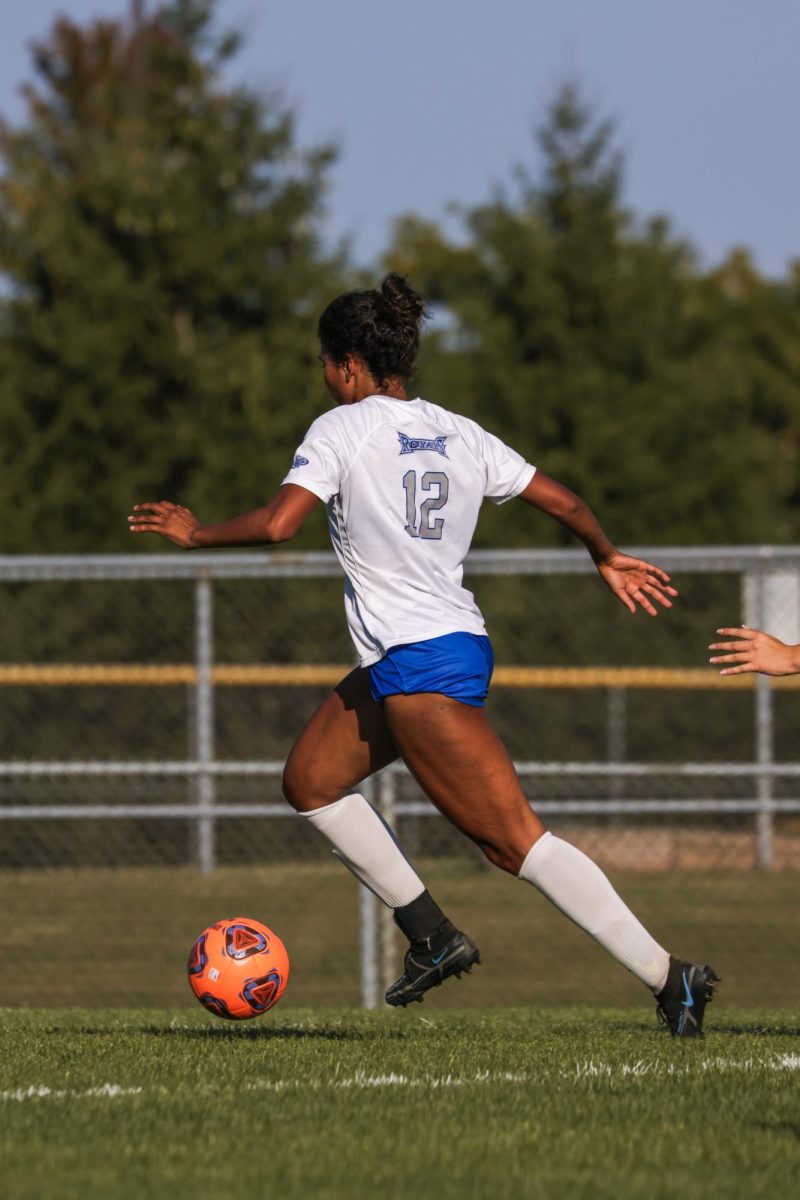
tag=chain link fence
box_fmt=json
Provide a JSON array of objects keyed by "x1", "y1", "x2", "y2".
[{"x1": 2, "y1": 548, "x2": 799, "y2": 1012}]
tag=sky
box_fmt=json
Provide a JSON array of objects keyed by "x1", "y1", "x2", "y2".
[{"x1": 1, "y1": 0, "x2": 798, "y2": 277}]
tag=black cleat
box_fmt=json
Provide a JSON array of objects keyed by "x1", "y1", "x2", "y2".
[
  {"x1": 656, "y1": 957, "x2": 720, "y2": 1038},
  {"x1": 385, "y1": 930, "x2": 480, "y2": 1007}
]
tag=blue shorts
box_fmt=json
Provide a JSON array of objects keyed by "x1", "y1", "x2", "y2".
[{"x1": 368, "y1": 633, "x2": 494, "y2": 708}]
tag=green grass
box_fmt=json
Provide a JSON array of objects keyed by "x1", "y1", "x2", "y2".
[
  {"x1": 5, "y1": 860, "x2": 794, "y2": 1197},
  {"x1": 2, "y1": 862, "x2": 799, "y2": 1008},
  {"x1": 2, "y1": 1007, "x2": 799, "y2": 1200}
]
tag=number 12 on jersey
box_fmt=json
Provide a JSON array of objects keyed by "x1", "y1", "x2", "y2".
[{"x1": 402, "y1": 469, "x2": 449, "y2": 539}]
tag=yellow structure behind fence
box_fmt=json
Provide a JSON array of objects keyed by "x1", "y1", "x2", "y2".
[{"x1": 1, "y1": 663, "x2": 799, "y2": 689}]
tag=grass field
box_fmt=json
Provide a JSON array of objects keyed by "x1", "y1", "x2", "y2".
[
  {"x1": 3, "y1": 861, "x2": 799, "y2": 1008},
  {"x1": 2, "y1": 1006, "x2": 799, "y2": 1200},
  {"x1": 4, "y1": 863, "x2": 799, "y2": 1198}
]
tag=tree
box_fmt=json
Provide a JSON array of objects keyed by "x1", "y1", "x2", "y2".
[
  {"x1": 387, "y1": 84, "x2": 794, "y2": 548},
  {"x1": 0, "y1": 0, "x2": 344, "y2": 552},
  {"x1": 707, "y1": 250, "x2": 800, "y2": 542}
]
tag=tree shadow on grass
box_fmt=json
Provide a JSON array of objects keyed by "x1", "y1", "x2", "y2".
[
  {"x1": 523, "y1": 1019, "x2": 800, "y2": 1039},
  {"x1": 141, "y1": 1024, "x2": 362, "y2": 1041},
  {"x1": 39, "y1": 1021, "x2": 420, "y2": 1041},
  {"x1": 38, "y1": 1023, "x2": 364, "y2": 1041},
  {"x1": 752, "y1": 1121, "x2": 800, "y2": 1141},
  {"x1": 709, "y1": 1024, "x2": 800, "y2": 1038}
]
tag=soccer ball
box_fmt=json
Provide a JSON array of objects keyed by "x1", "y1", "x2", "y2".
[{"x1": 187, "y1": 916, "x2": 290, "y2": 1019}]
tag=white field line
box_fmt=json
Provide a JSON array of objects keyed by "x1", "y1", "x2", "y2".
[
  {"x1": 3, "y1": 1056, "x2": 799, "y2": 1103},
  {"x1": 1, "y1": 1083, "x2": 143, "y2": 1102},
  {"x1": 244, "y1": 1069, "x2": 532, "y2": 1094},
  {"x1": 244, "y1": 1055, "x2": 800, "y2": 1092},
  {"x1": 568, "y1": 1054, "x2": 800, "y2": 1079}
]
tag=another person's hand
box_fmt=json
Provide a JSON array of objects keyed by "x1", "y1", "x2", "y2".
[
  {"x1": 709, "y1": 626, "x2": 800, "y2": 676},
  {"x1": 128, "y1": 501, "x2": 201, "y2": 549},
  {"x1": 596, "y1": 552, "x2": 678, "y2": 616}
]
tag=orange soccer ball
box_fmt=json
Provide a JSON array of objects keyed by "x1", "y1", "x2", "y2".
[{"x1": 187, "y1": 917, "x2": 290, "y2": 1019}]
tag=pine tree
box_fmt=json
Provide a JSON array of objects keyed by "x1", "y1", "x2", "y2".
[
  {"x1": 0, "y1": 0, "x2": 343, "y2": 551},
  {"x1": 388, "y1": 83, "x2": 790, "y2": 548}
]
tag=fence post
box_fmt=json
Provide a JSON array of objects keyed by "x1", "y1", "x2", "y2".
[
  {"x1": 755, "y1": 675, "x2": 774, "y2": 870},
  {"x1": 358, "y1": 882, "x2": 379, "y2": 1009},
  {"x1": 357, "y1": 772, "x2": 381, "y2": 1008},
  {"x1": 377, "y1": 766, "x2": 399, "y2": 995},
  {"x1": 606, "y1": 686, "x2": 627, "y2": 803},
  {"x1": 354, "y1": 768, "x2": 402, "y2": 1007},
  {"x1": 195, "y1": 569, "x2": 216, "y2": 874},
  {"x1": 186, "y1": 682, "x2": 196, "y2": 864},
  {"x1": 748, "y1": 569, "x2": 774, "y2": 870}
]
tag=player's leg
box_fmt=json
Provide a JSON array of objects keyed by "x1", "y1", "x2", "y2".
[
  {"x1": 283, "y1": 666, "x2": 398, "y2": 812},
  {"x1": 383, "y1": 694, "x2": 698, "y2": 1009},
  {"x1": 282, "y1": 669, "x2": 470, "y2": 967}
]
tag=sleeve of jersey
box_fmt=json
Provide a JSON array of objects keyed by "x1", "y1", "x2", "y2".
[
  {"x1": 481, "y1": 428, "x2": 537, "y2": 505},
  {"x1": 281, "y1": 415, "x2": 344, "y2": 504}
]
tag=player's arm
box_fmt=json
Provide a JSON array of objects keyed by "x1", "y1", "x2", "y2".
[
  {"x1": 709, "y1": 626, "x2": 800, "y2": 676},
  {"x1": 517, "y1": 472, "x2": 677, "y2": 617},
  {"x1": 127, "y1": 484, "x2": 320, "y2": 549}
]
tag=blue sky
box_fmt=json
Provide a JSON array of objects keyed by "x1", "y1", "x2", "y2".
[{"x1": 2, "y1": 0, "x2": 798, "y2": 276}]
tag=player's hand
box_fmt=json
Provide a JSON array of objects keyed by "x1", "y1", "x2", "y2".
[
  {"x1": 127, "y1": 501, "x2": 201, "y2": 549},
  {"x1": 596, "y1": 552, "x2": 677, "y2": 616},
  {"x1": 709, "y1": 626, "x2": 800, "y2": 676}
]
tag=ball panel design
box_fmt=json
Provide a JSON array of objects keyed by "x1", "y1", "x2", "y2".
[
  {"x1": 187, "y1": 917, "x2": 289, "y2": 1020},
  {"x1": 187, "y1": 932, "x2": 208, "y2": 977},
  {"x1": 224, "y1": 922, "x2": 269, "y2": 960},
  {"x1": 242, "y1": 969, "x2": 284, "y2": 1013},
  {"x1": 198, "y1": 992, "x2": 234, "y2": 1019}
]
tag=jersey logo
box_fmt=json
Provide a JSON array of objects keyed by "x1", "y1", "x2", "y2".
[
  {"x1": 291, "y1": 455, "x2": 309, "y2": 468},
  {"x1": 397, "y1": 432, "x2": 448, "y2": 459}
]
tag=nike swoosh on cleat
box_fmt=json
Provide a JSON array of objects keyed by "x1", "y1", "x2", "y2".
[
  {"x1": 682, "y1": 971, "x2": 694, "y2": 1008},
  {"x1": 431, "y1": 949, "x2": 449, "y2": 965}
]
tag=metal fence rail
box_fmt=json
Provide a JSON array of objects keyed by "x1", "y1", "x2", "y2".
[{"x1": 2, "y1": 547, "x2": 800, "y2": 1007}]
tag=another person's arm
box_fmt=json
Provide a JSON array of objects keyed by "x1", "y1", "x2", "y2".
[
  {"x1": 517, "y1": 472, "x2": 677, "y2": 617},
  {"x1": 127, "y1": 484, "x2": 320, "y2": 549},
  {"x1": 709, "y1": 627, "x2": 800, "y2": 676}
]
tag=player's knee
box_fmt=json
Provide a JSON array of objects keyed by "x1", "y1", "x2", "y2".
[
  {"x1": 282, "y1": 757, "x2": 309, "y2": 812},
  {"x1": 282, "y1": 755, "x2": 336, "y2": 812},
  {"x1": 477, "y1": 841, "x2": 526, "y2": 875}
]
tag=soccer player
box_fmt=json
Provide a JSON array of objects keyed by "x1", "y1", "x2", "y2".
[
  {"x1": 129, "y1": 274, "x2": 718, "y2": 1037},
  {"x1": 710, "y1": 627, "x2": 800, "y2": 676}
]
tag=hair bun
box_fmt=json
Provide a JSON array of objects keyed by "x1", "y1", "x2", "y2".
[
  {"x1": 317, "y1": 275, "x2": 426, "y2": 384},
  {"x1": 379, "y1": 273, "x2": 426, "y2": 322}
]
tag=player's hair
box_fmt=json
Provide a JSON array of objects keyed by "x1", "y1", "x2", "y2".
[{"x1": 318, "y1": 273, "x2": 426, "y2": 385}]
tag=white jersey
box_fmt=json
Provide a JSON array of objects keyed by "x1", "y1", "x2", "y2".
[{"x1": 282, "y1": 395, "x2": 536, "y2": 666}]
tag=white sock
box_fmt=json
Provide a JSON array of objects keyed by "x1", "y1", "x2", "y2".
[
  {"x1": 301, "y1": 793, "x2": 425, "y2": 909},
  {"x1": 519, "y1": 832, "x2": 670, "y2": 992}
]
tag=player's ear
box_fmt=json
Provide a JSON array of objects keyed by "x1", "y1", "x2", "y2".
[{"x1": 342, "y1": 353, "x2": 367, "y2": 381}]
